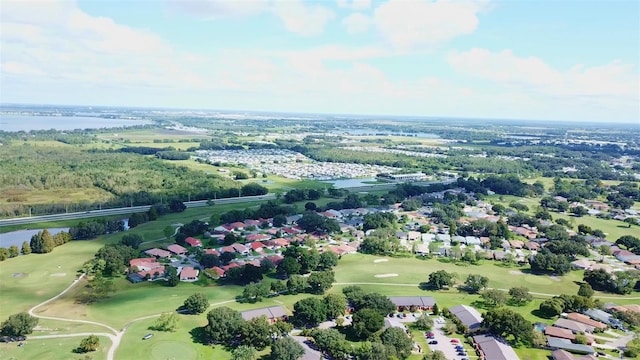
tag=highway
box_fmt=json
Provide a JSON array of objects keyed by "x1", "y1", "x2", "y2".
[
  {"x1": 0, "y1": 194, "x2": 275, "y2": 227},
  {"x1": 0, "y1": 179, "x2": 454, "y2": 227}
]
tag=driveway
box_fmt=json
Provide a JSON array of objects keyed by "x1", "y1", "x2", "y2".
[
  {"x1": 292, "y1": 335, "x2": 325, "y2": 360},
  {"x1": 426, "y1": 321, "x2": 470, "y2": 360}
]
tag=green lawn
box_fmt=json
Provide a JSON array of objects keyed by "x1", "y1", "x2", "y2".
[
  {"x1": 0, "y1": 240, "x2": 104, "y2": 319},
  {"x1": 116, "y1": 315, "x2": 230, "y2": 360},
  {"x1": 552, "y1": 213, "x2": 638, "y2": 241},
  {"x1": 333, "y1": 254, "x2": 584, "y2": 296},
  {"x1": 0, "y1": 335, "x2": 110, "y2": 360}
]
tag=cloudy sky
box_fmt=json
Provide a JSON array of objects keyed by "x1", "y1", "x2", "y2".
[{"x1": 1, "y1": 0, "x2": 638, "y2": 123}]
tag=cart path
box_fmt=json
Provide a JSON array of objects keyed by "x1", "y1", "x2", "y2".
[{"x1": 24, "y1": 278, "x2": 640, "y2": 360}]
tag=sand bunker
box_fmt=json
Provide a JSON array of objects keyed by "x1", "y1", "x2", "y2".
[
  {"x1": 373, "y1": 259, "x2": 389, "y2": 263},
  {"x1": 374, "y1": 273, "x2": 399, "y2": 278},
  {"x1": 50, "y1": 273, "x2": 67, "y2": 277}
]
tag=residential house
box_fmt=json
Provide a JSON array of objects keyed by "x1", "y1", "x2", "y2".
[
  {"x1": 554, "y1": 318, "x2": 594, "y2": 334},
  {"x1": 407, "y1": 231, "x2": 421, "y2": 241},
  {"x1": 546, "y1": 337, "x2": 595, "y2": 355},
  {"x1": 179, "y1": 266, "x2": 199, "y2": 282},
  {"x1": 240, "y1": 305, "x2": 288, "y2": 323},
  {"x1": 265, "y1": 238, "x2": 290, "y2": 249},
  {"x1": 545, "y1": 326, "x2": 576, "y2": 341},
  {"x1": 207, "y1": 266, "x2": 226, "y2": 278},
  {"x1": 525, "y1": 241, "x2": 540, "y2": 251},
  {"x1": 465, "y1": 236, "x2": 481, "y2": 246},
  {"x1": 185, "y1": 237, "x2": 202, "y2": 247},
  {"x1": 145, "y1": 248, "x2": 172, "y2": 258},
  {"x1": 228, "y1": 222, "x2": 246, "y2": 231},
  {"x1": 551, "y1": 349, "x2": 597, "y2": 360},
  {"x1": 584, "y1": 309, "x2": 613, "y2": 325},
  {"x1": 130, "y1": 258, "x2": 161, "y2": 272},
  {"x1": 328, "y1": 244, "x2": 358, "y2": 256},
  {"x1": 204, "y1": 248, "x2": 220, "y2": 256},
  {"x1": 245, "y1": 233, "x2": 271, "y2": 242},
  {"x1": 566, "y1": 313, "x2": 607, "y2": 331},
  {"x1": 571, "y1": 259, "x2": 595, "y2": 270},
  {"x1": 248, "y1": 241, "x2": 264, "y2": 253},
  {"x1": 266, "y1": 255, "x2": 284, "y2": 266},
  {"x1": 450, "y1": 305, "x2": 483, "y2": 331},
  {"x1": 231, "y1": 243, "x2": 250, "y2": 255},
  {"x1": 472, "y1": 334, "x2": 520, "y2": 360},
  {"x1": 219, "y1": 245, "x2": 236, "y2": 254},
  {"x1": 388, "y1": 296, "x2": 435, "y2": 311},
  {"x1": 167, "y1": 244, "x2": 187, "y2": 255},
  {"x1": 244, "y1": 219, "x2": 261, "y2": 227},
  {"x1": 509, "y1": 240, "x2": 524, "y2": 249},
  {"x1": 584, "y1": 200, "x2": 610, "y2": 211}
]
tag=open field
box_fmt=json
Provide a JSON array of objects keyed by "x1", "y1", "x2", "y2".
[
  {"x1": 95, "y1": 128, "x2": 210, "y2": 142},
  {"x1": 115, "y1": 316, "x2": 229, "y2": 360},
  {"x1": 553, "y1": 213, "x2": 638, "y2": 241},
  {"x1": 0, "y1": 187, "x2": 116, "y2": 207},
  {"x1": 0, "y1": 335, "x2": 110, "y2": 360}
]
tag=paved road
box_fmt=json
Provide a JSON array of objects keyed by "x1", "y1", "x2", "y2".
[
  {"x1": 292, "y1": 335, "x2": 325, "y2": 360},
  {"x1": 0, "y1": 194, "x2": 274, "y2": 227}
]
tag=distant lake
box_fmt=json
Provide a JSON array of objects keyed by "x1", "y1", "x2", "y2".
[
  {"x1": 323, "y1": 178, "x2": 381, "y2": 188},
  {"x1": 0, "y1": 115, "x2": 152, "y2": 132},
  {"x1": 0, "y1": 228, "x2": 69, "y2": 249}
]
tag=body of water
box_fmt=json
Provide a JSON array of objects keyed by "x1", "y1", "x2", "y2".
[
  {"x1": 0, "y1": 115, "x2": 152, "y2": 132},
  {"x1": 323, "y1": 178, "x2": 381, "y2": 188},
  {"x1": 0, "y1": 228, "x2": 70, "y2": 249}
]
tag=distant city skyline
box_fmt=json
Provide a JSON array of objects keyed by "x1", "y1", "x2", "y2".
[{"x1": 1, "y1": 0, "x2": 639, "y2": 124}]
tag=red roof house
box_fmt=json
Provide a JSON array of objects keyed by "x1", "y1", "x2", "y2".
[
  {"x1": 205, "y1": 248, "x2": 220, "y2": 256},
  {"x1": 185, "y1": 237, "x2": 202, "y2": 247},
  {"x1": 130, "y1": 258, "x2": 161, "y2": 271},
  {"x1": 179, "y1": 266, "x2": 199, "y2": 282},
  {"x1": 167, "y1": 244, "x2": 187, "y2": 255},
  {"x1": 249, "y1": 242, "x2": 264, "y2": 252},
  {"x1": 246, "y1": 234, "x2": 271, "y2": 242},
  {"x1": 145, "y1": 248, "x2": 172, "y2": 258},
  {"x1": 229, "y1": 222, "x2": 246, "y2": 230},
  {"x1": 208, "y1": 266, "x2": 226, "y2": 278},
  {"x1": 220, "y1": 245, "x2": 235, "y2": 254}
]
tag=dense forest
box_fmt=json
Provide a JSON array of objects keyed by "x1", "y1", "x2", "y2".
[{"x1": 0, "y1": 145, "x2": 263, "y2": 217}]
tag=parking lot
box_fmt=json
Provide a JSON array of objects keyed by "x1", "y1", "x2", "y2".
[{"x1": 425, "y1": 318, "x2": 474, "y2": 360}]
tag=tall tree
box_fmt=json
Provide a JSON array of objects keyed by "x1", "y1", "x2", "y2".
[
  {"x1": 183, "y1": 293, "x2": 209, "y2": 314},
  {"x1": 352, "y1": 309, "x2": 384, "y2": 340},
  {"x1": 270, "y1": 337, "x2": 304, "y2": 360},
  {"x1": 0, "y1": 312, "x2": 38, "y2": 336},
  {"x1": 205, "y1": 307, "x2": 245, "y2": 344},
  {"x1": 482, "y1": 308, "x2": 533, "y2": 345},
  {"x1": 240, "y1": 316, "x2": 272, "y2": 350}
]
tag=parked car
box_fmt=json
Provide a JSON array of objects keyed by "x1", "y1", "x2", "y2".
[
  {"x1": 142, "y1": 333, "x2": 153, "y2": 340},
  {"x1": 428, "y1": 340, "x2": 438, "y2": 345},
  {"x1": 450, "y1": 339, "x2": 459, "y2": 343}
]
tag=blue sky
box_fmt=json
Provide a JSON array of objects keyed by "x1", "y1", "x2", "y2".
[{"x1": 1, "y1": 0, "x2": 638, "y2": 123}]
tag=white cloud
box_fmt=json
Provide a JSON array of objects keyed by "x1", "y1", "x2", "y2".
[
  {"x1": 342, "y1": 13, "x2": 372, "y2": 34},
  {"x1": 272, "y1": 0, "x2": 336, "y2": 36},
  {"x1": 166, "y1": 0, "x2": 270, "y2": 18},
  {"x1": 371, "y1": 0, "x2": 488, "y2": 49},
  {"x1": 448, "y1": 48, "x2": 639, "y2": 100},
  {"x1": 337, "y1": 0, "x2": 372, "y2": 11}
]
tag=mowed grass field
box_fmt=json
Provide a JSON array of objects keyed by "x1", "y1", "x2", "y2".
[{"x1": 0, "y1": 335, "x2": 110, "y2": 360}]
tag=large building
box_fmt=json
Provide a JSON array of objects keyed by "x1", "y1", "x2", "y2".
[{"x1": 450, "y1": 304, "x2": 483, "y2": 331}]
